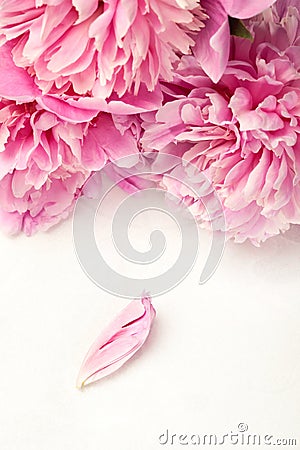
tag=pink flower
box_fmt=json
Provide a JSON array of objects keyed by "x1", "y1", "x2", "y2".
[
  {"x1": 0, "y1": 99, "x2": 145, "y2": 234},
  {"x1": 77, "y1": 296, "x2": 156, "y2": 388},
  {"x1": 142, "y1": 3, "x2": 300, "y2": 245},
  {"x1": 0, "y1": 0, "x2": 206, "y2": 98},
  {"x1": 0, "y1": 43, "x2": 144, "y2": 235},
  {"x1": 0, "y1": 95, "x2": 93, "y2": 235},
  {"x1": 193, "y1": 0, "x2": 276, "y2": 83}
]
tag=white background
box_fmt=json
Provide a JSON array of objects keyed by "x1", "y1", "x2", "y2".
[{"x1": 0, "y1": 188, "x2": 300, "y2": 450}]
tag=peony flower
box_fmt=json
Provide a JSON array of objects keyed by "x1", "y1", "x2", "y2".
[
  {"x1": 0, "y1": 0, "x2": 276, "y2": 96},
  {"x1": 0, "y1": 94, "x2": 94, "y2": 235},
  {"x1": 193, "y1": 0, "x2": 276, "y2": 83},
  {"x1": 77, "y1": 295, "x2": 156, "y2": 388},
  {"x1": 0, "y1": 0, "x2": 206, "y2": 98},
  {"x1": 142, "y1": 2, "x2": 300, "y2": 245},
  {"x1": 0, "y1": 100, "x2": 145, "y2": 234},
  {"x1": 0, "y1": 43, "x2": 143, "y2": 235}
]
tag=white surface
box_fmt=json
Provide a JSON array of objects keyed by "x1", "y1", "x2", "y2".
[{"x1": 0, "y1": 199, "x2": 300, "y2": 449}]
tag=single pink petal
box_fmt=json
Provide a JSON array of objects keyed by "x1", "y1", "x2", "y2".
[
  {"x1": 193, "y1": 0, "x2": 230, "y2": 83},
  {"x1": 0, "y1": 208, "x2": 23, "y2": 235},
  {"x1": 72, "y1": 0, "x2": 99, "y2": 23},
  {"x1": 222, "y1": 0, "x2": 276, "y2": 19},
  {"x1": 36, "y1": 95, "x2": 100, "y2": 123},
  {"x1": 0, "y1": 42, "x2": 41, "y2": 102},
  {"x1": 77, "y1": 296, "x2": 156, "y2": 388}
]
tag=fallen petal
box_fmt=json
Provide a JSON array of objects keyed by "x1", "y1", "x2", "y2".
[{"x1": 77, "y1": 296, "x2": 156, "y2": 388}]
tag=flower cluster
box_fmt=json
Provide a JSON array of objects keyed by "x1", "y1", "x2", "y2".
[
  {"x1": 2, "y1": 0, "x2": 300, "y2": 244},
  {"x1": 142, "y1": 0, "x2": 300, "y2": 244}
]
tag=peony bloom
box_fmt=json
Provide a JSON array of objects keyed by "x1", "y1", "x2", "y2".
[
  {"x1": 142, "y1": 2, "x2": 300, "y2": 245},
  {"x1": 0, "y1": 43, "x2": 144, "y2": 235},
  {"x1": 0, "y1": 98, "x2": 145, "y2": 235},
  {"x1": 0, "y1": 0, "x2": 206, "y2": 98},
  {"x1": 0, "y1": 95, "x2": 96, "y2": 235},
  {"x1": 77, "y1": 296, "x2": 156, "y2": 388},
  {"x1": 0, "y1": 0, "x2": 276, "y2": 96}
]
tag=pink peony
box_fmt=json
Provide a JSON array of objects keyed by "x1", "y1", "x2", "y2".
[
  {"x1": 0, "y1": 0, "x2": 206, "y2": 98},
  {"x1": 0, "y1": 94, "x2": 97, "y2": 236},
  {"x1": 0, "y1": 43, "x2": 143, "y2": 235},
  {"x1": 142, "y1": 2, "x2": 300, "y2": 245},
  {"x1": 0, "y1": 45, "x2": 87, "y2": 235},
  {"x1": 0, "y1": 0, "x2": 276, "y2": 96},
  {"x1": 0, "y1": 101, "x2": 144, "y2": 235}
]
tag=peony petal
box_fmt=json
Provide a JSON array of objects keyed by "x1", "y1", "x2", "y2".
[
  {"x1": 221, "y1": 0, "x2": 277, "y2": 19},
  {"x1": 77, "y1": 296, "x2": 156, "y2": 388},
  {"x1": 0, "y1": 41, "x2": 41, "y2": 102},
  {"x1": 193, "y1": 0, "x2": 230, "y2": 83},
  {"x1": 73, "y1": 0, "x2": 99, "y2": 23},
  {"x1": 0, "y1": 208, "x2": 23, "y2": 235},
  {"x1": 36, "y1": 95, "x2": 100, "y2": 123}
]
